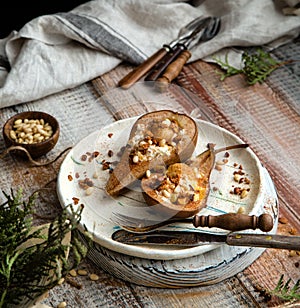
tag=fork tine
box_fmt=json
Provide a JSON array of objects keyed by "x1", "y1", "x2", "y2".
[
  {"x1": 111, "y1": 212, "x2": 161, "y2": 228},
  {"x1": 202, "y1": 17, "x2": 221, "y2": 40},
  {"x1": 111, "y1": 212, "x2": 164, "y2": 233},
  {"x1": 111, "y1": 211, "x2": 194, "y2": 233}
]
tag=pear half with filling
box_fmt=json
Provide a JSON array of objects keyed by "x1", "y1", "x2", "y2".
[
  {"x1": 106, "y1": 110, "x2": 198, "y2": 196},
  {"x1": 141, "y1": 143, "x2": 249, "y2": 218}
]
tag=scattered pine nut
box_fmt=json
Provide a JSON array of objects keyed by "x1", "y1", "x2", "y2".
[
  {"x1": 237, "y1": 206, "x2": 246, "y2": 214},
  {"x1": 69, "y1": 269, "x2": 77, "y2": 277},
  {"x1": 89, "y1": 273, "x2": 99, "y2": 281},
  {"x1": 146, "y1": 169, "x2": 151, "y2": 178},
  {"x1": 132, "y1": 155, "x2": 139, "y2": 163},
  {"x1": 240, "y1": 190, "x2": 248, "y2": 199},
  {"x1": 215, "y1": 165, "x2": 222, "y2": 171},
  {"x1": 85, "y1": 187, "x2": 94, "y2": 196},
  {"x1": 77, "y1": 269, "x2": 88, "y2": 276},
  {"x1": 57, "y1": 302, "x2": 67, "y2": 308},
  {"x1": 58, "y1": 278, "x2": 65, "y2": 285},
  {"x1": 234, "y1": 174, "x2": 241, "y2": 182}
]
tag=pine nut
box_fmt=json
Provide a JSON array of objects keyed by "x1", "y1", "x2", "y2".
[
  {"x1": 89, "y1": 273, "x2": 99, "y2": 281},
  {"x1": 85, "y1": 187, "x2": 94, "y2": 196},
  {"x1": 234, "y1": 174, "x2": 241, "y2": 182},
  {"x1": 162, "y1": 190, "x2": 171, "y2": 198},
  {"x1": 14, "y1": 119, "x2": 22, "y2": 125},
  {"x1": 193, "y1": 193, "x2": 200, "y2": 202},
  {"x1": 170, "y1": 193, "x2": 178, "y2": 203},
  {"x1": 77, "y1": 269, "x2": 88, "y2": 276},
  {"x1": 9, "y1": 117, "x2": 54, "y2": 145},
  {"x1": 237, "y1": 206, "x2": 246, "y2": 214},
  {"x1": 240, "y1": 190, "x2": 248, "y2": 199},
  {"x1": 159, "y1": 139, "x2": 166, "y2": 147},
  {"x1": 58, "y1": 278, "x2": 65, "y2": 285},
  {"x1": 69, "y1": 269, "x2": 77, "y2": 277},
  {"x1": 9, "y1": 130, "x2": 17, "y2": 139},
  {"x1": 132, "y1": 155, "x2": 139, "y2": 163}
]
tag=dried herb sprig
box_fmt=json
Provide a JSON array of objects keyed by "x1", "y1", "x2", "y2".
[
  {"x1": 214, "y1": 49, "x2": 293, "y2": 85},
  {"x1": 0, "y1": 188, "x2": 90, "y2": 307}
]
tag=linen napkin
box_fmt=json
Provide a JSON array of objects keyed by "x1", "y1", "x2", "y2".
[{"x1": 0, "y1": 0, "x2": 299, "y2": 108}]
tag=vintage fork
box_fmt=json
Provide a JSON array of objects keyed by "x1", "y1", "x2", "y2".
[
  {"x1": 147, "y1": 16, "x2": 221, "y2": 83},
  {"x1": 153, "y1": 16, "x2": 221, "y2": 91},
  {"x1": 118, "y1": 15, "x2": 211, "y2": 89},
  {"x1": 111, "y1": 212, "x2": 274, "y2": 234}
]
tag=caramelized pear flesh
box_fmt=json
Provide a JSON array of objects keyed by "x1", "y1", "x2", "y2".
[
  {"x1": 141, "y1": 143, "x2": 249, "y2": 218},
  {"x1": 105, "y1": 110, "x2": 198, "y2": 196}
]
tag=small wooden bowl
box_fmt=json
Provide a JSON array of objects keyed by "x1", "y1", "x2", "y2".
[{"x1": 3, "y1": 111, "x2": 60, "y2": 158}]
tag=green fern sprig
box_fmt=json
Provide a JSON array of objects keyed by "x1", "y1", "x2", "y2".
[
  {"x1": 269, "y1": 274, "x2": 300, "y2": 301},
  {"x1": 214, "y1": 49, "x2": 293, "y2": 85},
  {"x1": 0, "y1": 188, "x2": 90, "y2": 307},
  {"x1": 213, "y1": 52, "x2": 243, "y2": 81}
]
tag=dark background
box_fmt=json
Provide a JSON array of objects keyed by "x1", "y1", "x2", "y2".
[{"x1": 0, "y1": 1, "x2": 86, "y2": 38}]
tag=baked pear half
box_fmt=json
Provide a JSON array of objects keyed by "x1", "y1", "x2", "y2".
[
  {"x1": 105, "y1": 110, "x2": 198, "y2": 196},
  {"x1": 141, "y1": 143, "x2": 249, "y2": 218}
]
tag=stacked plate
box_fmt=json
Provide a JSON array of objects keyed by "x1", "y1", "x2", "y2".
[{"x1": 57, "y1": 117, "x2": 278, "y2": 287}]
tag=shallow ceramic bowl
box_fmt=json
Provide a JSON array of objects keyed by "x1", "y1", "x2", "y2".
[{"x1": 3, "y1": 111, "x2": 60, "y2": 158}]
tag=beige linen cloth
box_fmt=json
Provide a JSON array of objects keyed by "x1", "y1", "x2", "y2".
[{"x1": 0, "y1": 0, "x2": 299, "y2": 108}]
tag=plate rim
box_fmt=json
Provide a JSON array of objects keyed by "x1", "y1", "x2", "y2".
[{"x1": 57, "y1": 115, "x2": 266, "y2": 260}]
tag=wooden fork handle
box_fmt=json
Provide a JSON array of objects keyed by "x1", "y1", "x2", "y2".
[
  {"x1": 118, "y1": 47, "x2": 169, "y2": 89},
  {"x1": 145, "y1": 44, "x2": 185, "y2": 82},
  {"x1": 155, "y1": 49, "x2": 191, "y2": 92},
  {"x1": 193, "y1": 213, "x2": 274, "y2": 232}
]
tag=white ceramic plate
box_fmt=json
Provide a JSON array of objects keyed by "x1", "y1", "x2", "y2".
[{"x1": 57, "y1": 115, "x2": 265, "y2": 260}]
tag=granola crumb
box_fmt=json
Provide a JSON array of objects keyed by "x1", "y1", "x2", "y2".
[
  {"x1": 108, "y1": 149, "x2": 114, "y2": 157},
  {"x1": 279, "y1": 216, "x2": 288, "y2": 224},
  {"x1": 81, "y1": 154, "x2": 87, "y2": 161},
  {"x1": 289, "y1": 227, "x2": 298, "y2": 235}
]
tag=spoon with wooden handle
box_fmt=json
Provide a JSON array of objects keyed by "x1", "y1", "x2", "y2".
[{"x1": 111, "y1": 212, "x2": 274, "y2": 234}]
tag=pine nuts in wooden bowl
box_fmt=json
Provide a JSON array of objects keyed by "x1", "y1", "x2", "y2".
[{"x1": 3, "y1": 111, "x2": 60, "y2": 158}]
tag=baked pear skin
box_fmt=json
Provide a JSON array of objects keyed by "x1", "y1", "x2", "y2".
[
  {"x1": 105, "y1": 110, "x2": 198, "y2": 196},
  {"x1": 141, "y1": 143, "x2": 249, "y2": 218}
]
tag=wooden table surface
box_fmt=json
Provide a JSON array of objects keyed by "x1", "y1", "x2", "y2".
[{"x1": 0, "y1": 38, "x2": 299, "y2": 307}]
